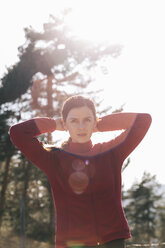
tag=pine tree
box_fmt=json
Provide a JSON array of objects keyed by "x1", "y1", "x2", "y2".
[
  {"x1": 124, "y1": 172, "x2": 161, "y2": 244},
  {"x1": 0, "y1": 111, "x2": 15, "y2": 228},
  {"x1": 0, "y1": 11, "x2": 121, "y2": 105},
  {"x1": 156, "y1": 193, "x2": 165, "y2": 242}
]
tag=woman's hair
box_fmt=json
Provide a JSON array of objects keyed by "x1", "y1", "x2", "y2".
[
  {"x1": 43, "y1": 95, "x2": 96, "y2": 151},
  {"x1": 61, "y1": 95, "x2": 96, "y2": 150},
  {"x1": 61, "y1": 95, "x2": 96, "y2": 122}
]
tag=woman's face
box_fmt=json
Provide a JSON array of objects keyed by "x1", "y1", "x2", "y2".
[{"x1": 63, "y1": 106, "x2": 97, "y2": 143}]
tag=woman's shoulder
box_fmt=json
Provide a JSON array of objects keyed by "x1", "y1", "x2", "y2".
[{"x1": 92, "y1": 133, "x2": 126, "y2": 154}]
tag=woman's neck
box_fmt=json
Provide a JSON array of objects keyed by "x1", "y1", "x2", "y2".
[{"x1": 68, "y1": 139, "x2": 93, "y2": 153}]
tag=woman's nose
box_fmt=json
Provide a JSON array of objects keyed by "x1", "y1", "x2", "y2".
[{"x1": 78, "y1": 122, "x2": 85, "y2": 129}]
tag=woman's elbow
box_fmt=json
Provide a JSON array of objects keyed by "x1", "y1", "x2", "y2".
[
  {"x1": 9, "y1": 125, "x2": 19, "y2": 144},
  {"x1": 138, "y1": 113, "x2": 152, "y2": 129}
]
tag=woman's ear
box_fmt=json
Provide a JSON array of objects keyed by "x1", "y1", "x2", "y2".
[
  {"x1": 93, "y1": 116, "x2": 99, "y2": 132},
  {"x1": 96, "y1": 116, "x2": 99, "y2": 122}
]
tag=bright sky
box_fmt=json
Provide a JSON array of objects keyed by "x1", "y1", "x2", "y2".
[{"x1": 0, "y1": 0, "x2": 164, "y2": 190}]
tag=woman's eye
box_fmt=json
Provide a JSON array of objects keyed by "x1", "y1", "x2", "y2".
[
  {"x1": 71, "y1": 119, "x2": 77, "y2": 123},
  {"x1": 85, "y1": 118, "x2": 91, "y2": 122},
  {"x1": 70, "y1": 118, "x2": 91, "y2": 123}
]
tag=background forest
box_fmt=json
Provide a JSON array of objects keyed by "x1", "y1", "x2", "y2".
[{"x1": 0, "y1": 10, "x2": 165, "y2": 248}]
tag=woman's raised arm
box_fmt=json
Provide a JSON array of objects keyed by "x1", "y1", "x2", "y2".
[
  {"x1": 96, "y1": 112, "x2": 137, "y2": 132},
  {"x1": 9, "y1": 117, "x2": 58, "y2": 173},
  {"x1": 96, "y1": 112, "x2": 152, "y2": 161}
]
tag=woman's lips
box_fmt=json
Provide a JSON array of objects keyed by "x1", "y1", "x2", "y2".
[{"x1": 77, "y1": 133, "x2": 87, "y2": 136}]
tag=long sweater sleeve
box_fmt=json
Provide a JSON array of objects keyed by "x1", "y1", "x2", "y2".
[
  {"x1": 97, "y1": 113, "x2": 152, "y2": 162},
  {"x1": 9, "y1": 118, "x2": 56, "y2": 174}
]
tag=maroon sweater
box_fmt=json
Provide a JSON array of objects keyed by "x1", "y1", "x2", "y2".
[{"x1": 9, "y1": 113, "x2": 152, "y2": 248}]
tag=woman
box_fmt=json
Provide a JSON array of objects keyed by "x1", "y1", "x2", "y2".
[{"x1": 9, "y1": 95, "x2": 152, "y2": 248}]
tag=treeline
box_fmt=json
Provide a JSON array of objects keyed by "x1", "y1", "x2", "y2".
[
  {"x1": 0, "y1": 10, "x2": 164, "y2": 248},
  {"x1": 123, "y1": 172, "x2": 165, "y2": 246}
]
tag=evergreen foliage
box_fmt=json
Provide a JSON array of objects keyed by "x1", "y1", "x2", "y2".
[
  {"x1": 0, "y1": 12, "x2": 121, "y2": 105},
  {"x1": 124, "y1": 172, "x2": 162, "y2": 244}
]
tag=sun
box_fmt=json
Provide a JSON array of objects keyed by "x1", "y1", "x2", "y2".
[{"x1": 65, "y1": 1, "x2": 123, "y2": 43}]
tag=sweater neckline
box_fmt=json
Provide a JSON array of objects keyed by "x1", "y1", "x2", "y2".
[{"x1": 68, "y1": 140, "x2": 93, "y2": 153}]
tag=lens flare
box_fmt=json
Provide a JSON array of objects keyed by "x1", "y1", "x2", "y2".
[
  {"x1": 69, "y1": 172, "x2": 89, "y2": 194},
  {"x1": 66, "y1": 240, "x2": 84, "y2": 248},
  {"x1": 72, "y1": 159, "x2": 85, "y2": 171},
  {"x1": 85, "y1": 159, "x2": 89, "y2": 166}
]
